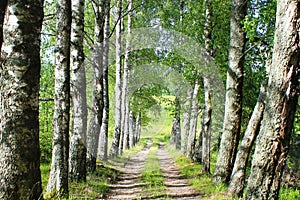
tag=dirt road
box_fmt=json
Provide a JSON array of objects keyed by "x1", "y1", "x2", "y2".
[{"x1": 106, "y1": 143, "x2": 202, "y2": 199}]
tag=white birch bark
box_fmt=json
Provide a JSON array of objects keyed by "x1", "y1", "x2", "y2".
[
  {"x1": 47, "y1": 0, "x2": 71, "y2": 196},
  {"x1": 110, "y1": 0, "x2": 123, "y2": 157},
  {"x1": 69, "y1": 0, "x2": 87, "y2": 181},
  {"x1": 186, "y1": 80, "x2": 200, "y2": 159},
  {"x1": 0, "y1": 1, "x2": 43, "y2": 199},
  {"x1": 213, "y1": 0, "x2": 247, "y2": 183},
  {"x1": 97, "y1": 0, "x2": 111, "y2": 161},
  {"x1": 246, "y1": 1, "x2": 300, "y2": 198}
]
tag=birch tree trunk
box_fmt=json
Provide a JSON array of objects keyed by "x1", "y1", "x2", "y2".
[
  {"x1": 228, "y1": 81, "x2": 266, "y2": 196},
  {"x1": 170, "y1": 96, "x2": 181, "y2": 150},
  {"x1": 213, "y1": 0, "x2": 247, "y2": 183},
  {"x1": 181, "y1": 89, "x2": 193, "y2": 154},
  {"x1": 129, "y1": 112, "x2": 136, "y2": 148},
  {"x1": 86, "y1": 0, "x2": 104, "y2": 172},
  {"x1": 136, "y1": 108, "x2": 142, "y2": 143},
  {"x1": 110, "y1": 0, "x2": 123, "y2": 157},
  {"x1": 0, "y1": 0, "x2": 7, "y2": 51},
  {"x1": 0, "y1": 1, "x2": 43, "y2": 199},
  {"x1": 246, "y1": 1, "x2": 300, "y2": 199},
  {"x1": 69, "y1": 0, "x2": 87, "y2": 182},
  {"x1": 186, "y1": 80, "x2": 200, "y2": 159},
  {"x1": 97, "y1": 0, "x2": 111, "y2": 161},
  {"x1": 121, "y1": 0, "x2": 132, "y2": 151},
  {"x1": 47, "y1": 0, "x2": 71, "y2": 197},
  {"x1": 201, "y1": 0, "x2": 213, "y2": 173}
]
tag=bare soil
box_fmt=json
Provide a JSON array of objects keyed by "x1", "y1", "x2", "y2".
[{"x1": 106, "y1": 143, "x2": 203, "y2": 199}]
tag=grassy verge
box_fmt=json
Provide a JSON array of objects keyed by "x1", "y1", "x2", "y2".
[
  {"x1": 42, "y1": 139, "x2": 148, "y2": 199},
  {"x1": 167, "y1": 147, "x2": 229, "y2": 200},
  {"x1": 140, "y1": 142, "x2": 167, "y2": 199}
]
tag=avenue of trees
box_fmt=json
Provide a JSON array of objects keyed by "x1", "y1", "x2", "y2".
[{"x1": 0, "y1": 0, "x2": 300, "y2": 199}]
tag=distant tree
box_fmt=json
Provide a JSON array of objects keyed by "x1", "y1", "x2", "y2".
[
  {"x1": 181, "y1": 89, "x2": 192, "y2": 154},
  {"x1": 186, "y1": 79, "x2": 200, "y2": 159},
  {"x1": 170, "y1": 96, "x2": 181, "y2": 150},
  {"x1": 47, "y1": 0, "x2": 71, "y2": 197},
  {"x1": 69, "y1": 0, "x2": 87, "y2": 181},
  {"x1": 0, "y1": 1, "x2": 44, "y2": 199},
  {"x1": 246, "y1": 0, "x2": 300, "y2": 198},
  {"x1": 213, "y1": 0, "x2": 247, "y2": 183}
]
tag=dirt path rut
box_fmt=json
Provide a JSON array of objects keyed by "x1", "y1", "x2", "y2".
[
  {"x1": 106, "y1": 143, "x2": 151, "y2": 199},
  {"x1": 157, "y1": 143, "x2": 202, "y2": 199}
]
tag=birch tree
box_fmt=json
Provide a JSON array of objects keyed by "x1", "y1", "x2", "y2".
[
  {"x1": 213, "y1": 0, "x2": 247, "y2": 183},
  {"x1": 69, "y1": 0, "x2": 87, "y2": 181},
  {"x1": 47, "y1": 0, "x2": 71, "y2": 197},
  {"x1": 86, "y1": 0, "x2": 104, "y2": 172},
  {"x1": 110, "y1": 0, "x2": 123, "y2": 157},
  {"x1": 228, "y1": 81, "x2": 266, "y2": 196},
  {"x1": 97, "y1": 0, "x2": 111, "y2": 161},
  {"x1": 0, "y1": 0, "x2": 7, "y2": 51},
  {"x1": 201, "y1": 0, "x2": 213, "y2": 173},
  {"x1": 186, "y1": 80, "x2": 200, "y2": 159},
  {"x1": 246, "y1": 0, "x2": 300, "y2": 198},
  {"x1": 121, "y1": 0, "x2": 132, "y2": 151},
  {"x1": 181, "y1": 89, "x2": 192, "y2": 154},
  {"x1": 0, "y1": 1, "x2": 44, "y2": 199}
]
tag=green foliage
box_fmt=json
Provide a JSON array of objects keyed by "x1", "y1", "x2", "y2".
[
  {"x1": 42, "y1": 162, "x2": 120, "y2": 200},
  {"x1": 279, "y1": 188, "x2": 300, "y2": 200},
  {"x1": 289, "y1": 107, "x2": 300, "y2": 171}
]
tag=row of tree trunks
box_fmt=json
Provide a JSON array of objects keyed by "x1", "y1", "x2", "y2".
[
  {"x1": 213, "y1": 0, "x2": 247, "y2": 184},
  {"x1": 0, "y1": 1, "x2": 44, "y2": 199},
  {"x1": 228, "y1": 81, "x2": 266, "y2": 196},
  {"x1": 47, "y1": 0, "x2": 71, "y2": 197},
  {"x1": 246, "y1": 0, "x2": 300, "y2": 198}
]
